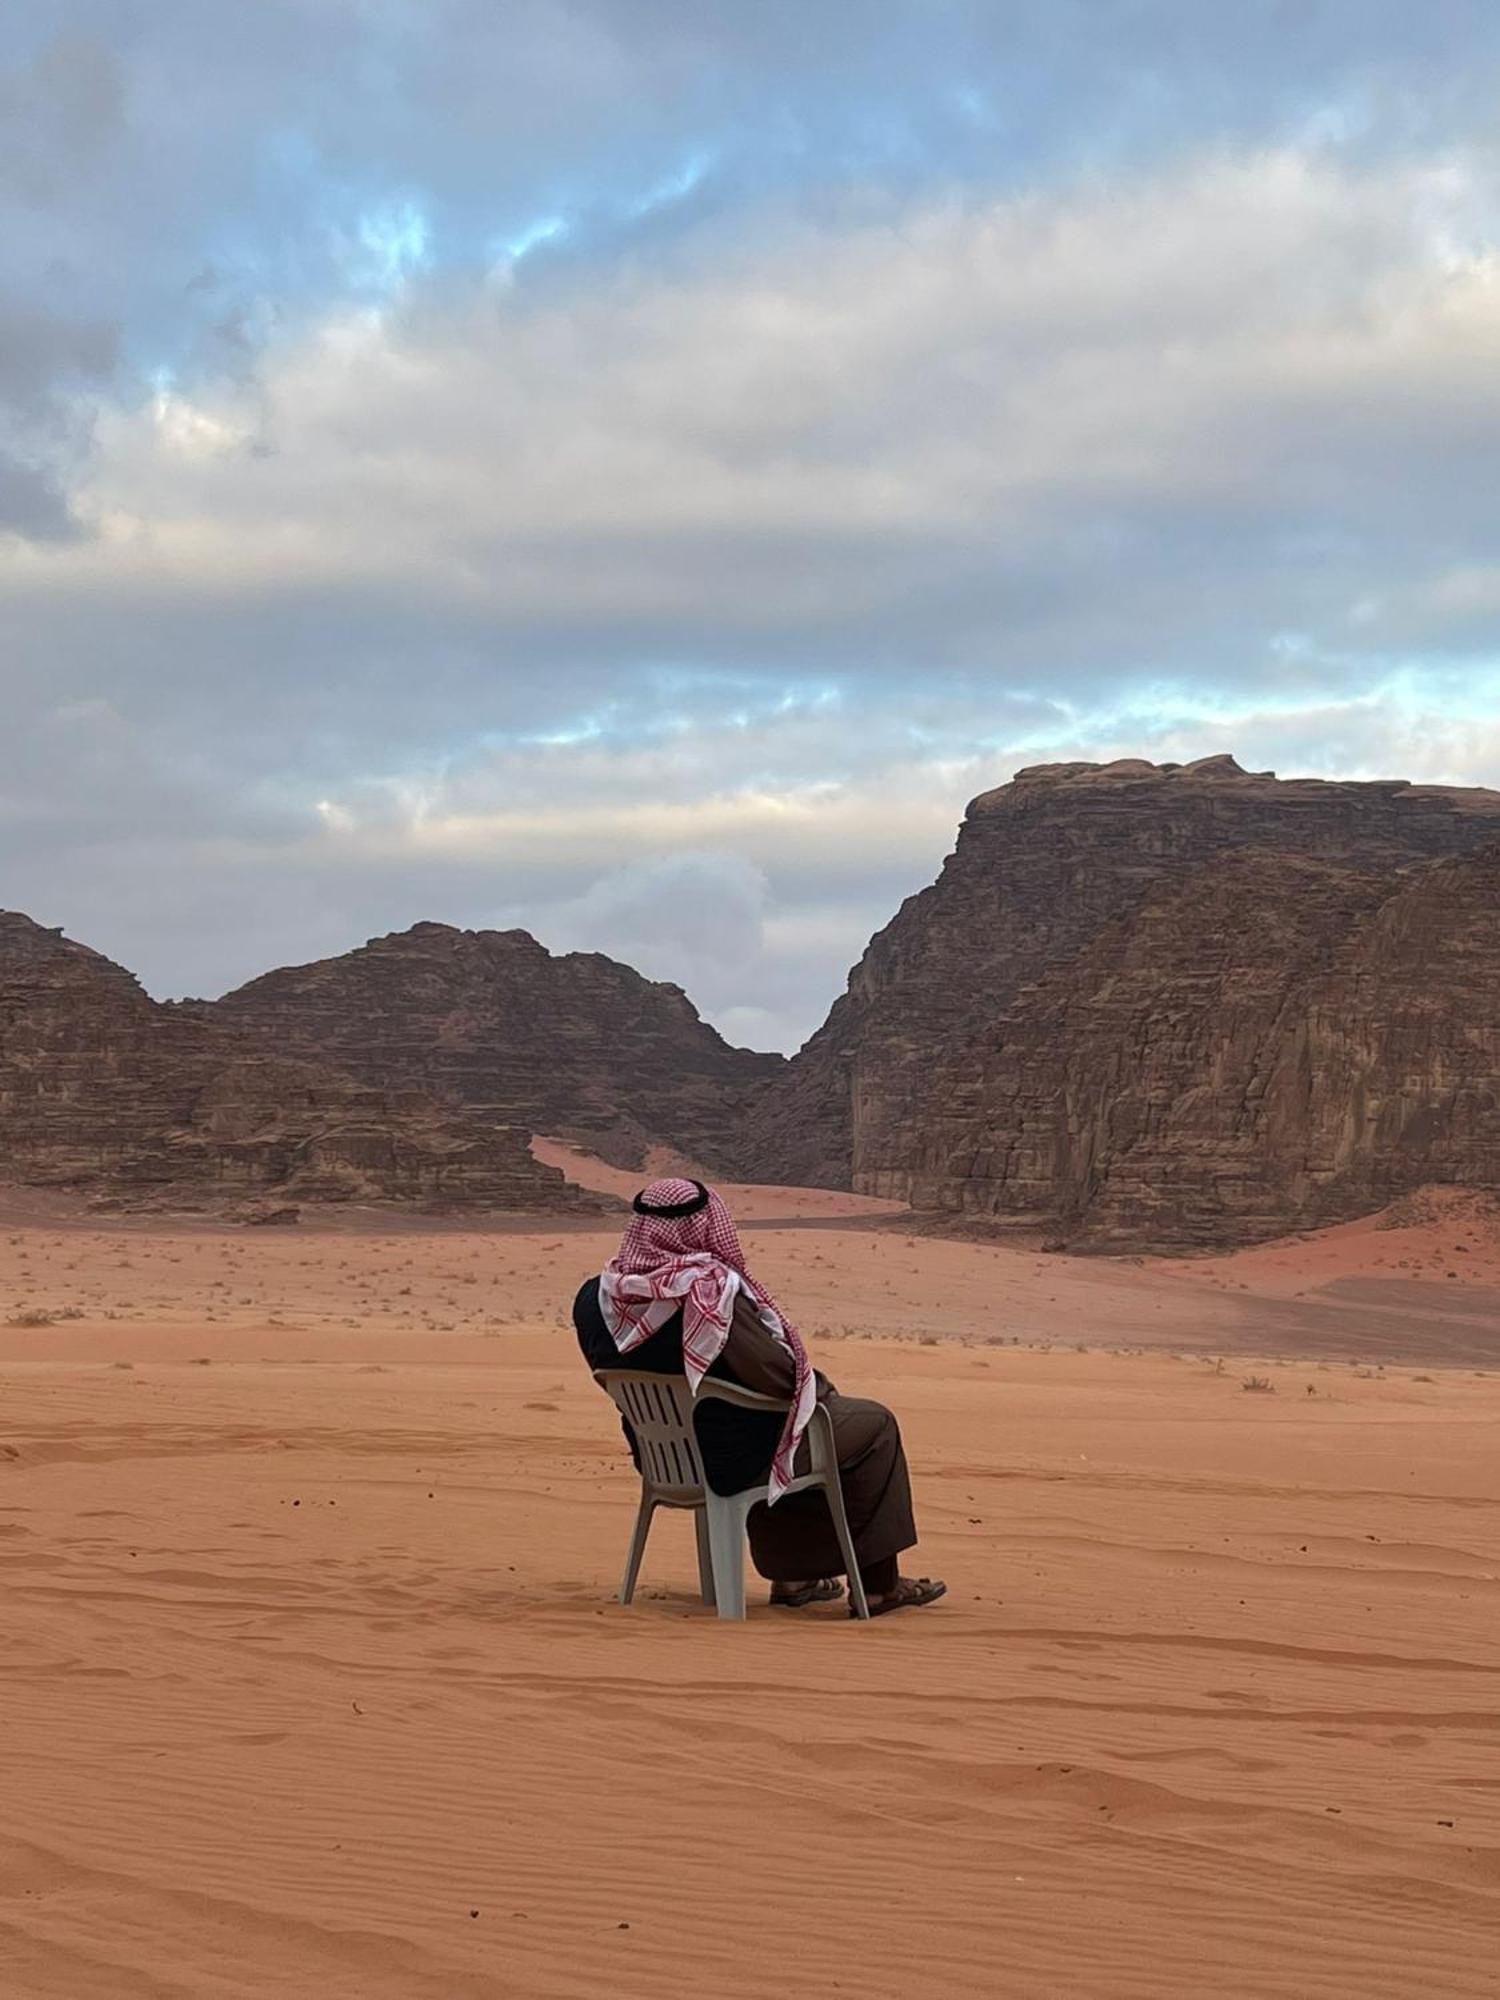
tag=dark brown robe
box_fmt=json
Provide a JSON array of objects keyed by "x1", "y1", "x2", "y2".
[{"x1": 573, "y1": 1277, "x2": 917, "y2": 1582}]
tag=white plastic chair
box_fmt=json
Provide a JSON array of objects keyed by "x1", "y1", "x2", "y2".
[{"x1": 592, "y1": 1369, "x2": 871, "y2": 1620}]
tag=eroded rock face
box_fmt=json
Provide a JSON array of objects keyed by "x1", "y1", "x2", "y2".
[
  {"x1": 0, "y1": 913, "x2": 590, "y2": 1210},
  {"x1": 212, "y1": 922, "x2": 783, "y2": 1172},
  {"x1": 741, "y1": 758, "x2": 1500, "y2": 1245}
]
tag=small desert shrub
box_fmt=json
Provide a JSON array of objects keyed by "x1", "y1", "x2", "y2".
[
  {"x1": 1241, "y1": 1375, "x2": 1275, "y2": 1393},
  {"x1": 6, "y1": 1308, "x2": 56, "y2": 1327}
]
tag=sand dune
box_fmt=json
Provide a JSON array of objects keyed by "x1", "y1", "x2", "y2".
[
  {"x1": 529, "y1": 1135, "x2": 909, "y2": 1221},
  {"x1": 3, "y1": 1199, "x2": 1499, "y2": 1997}
]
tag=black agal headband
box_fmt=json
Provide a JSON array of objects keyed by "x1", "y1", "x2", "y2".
[{"x1": 632, "y1": 1180, "x2": 710, "y2": 1218}]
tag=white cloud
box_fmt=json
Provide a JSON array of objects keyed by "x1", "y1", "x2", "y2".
[
  {"x1": 19, "y1": 143, "x2": 1495, "y2": 678},
  {"x1": 6, "y1": 136, "x2": 1500, "y2": 1041}
]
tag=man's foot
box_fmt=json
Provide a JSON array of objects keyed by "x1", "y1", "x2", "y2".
[
  {"x1": 855, "y1": 1576, "x2": 947, "y2": 1619},
  {"x1": 770, "y1": 1578, "x2": 845, "y2": 1608}
]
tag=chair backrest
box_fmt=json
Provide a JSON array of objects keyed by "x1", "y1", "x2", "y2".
[{"x1": 593, "y1": 1370, "x2": 706, "y2": 1500}]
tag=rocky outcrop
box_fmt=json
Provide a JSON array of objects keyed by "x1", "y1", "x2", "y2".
[
  {"x1": 0, "y1": 913, "x2": 591, "y2": 1211},
  {"x1": 13, "y1": 754, "x2": 1500, "y2": 1242},
  {"x1": 741, "y1": 757, "x2": 1500, "y2": 1245},
  {"x1": 212, "y1": 922, "x2": 783, "y2": 1172},
  {"x1": 899, "y1": 843, "x2": 1500, "y2": 1244}
]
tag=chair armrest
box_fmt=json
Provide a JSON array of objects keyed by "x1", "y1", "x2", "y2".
[{"x1": 692, "y1": 1377, "x2": 792, "y2": 1414}]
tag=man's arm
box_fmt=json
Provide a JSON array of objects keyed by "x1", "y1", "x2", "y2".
[{"x1": 721, "y1": 1287, "x2": 831, "y2": 1400}]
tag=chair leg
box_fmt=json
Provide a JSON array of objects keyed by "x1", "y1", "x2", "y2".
[
  {"x1": 703, "y1": 1491, "x2": 749, "y2": 1620},
  {"x1": 694, "y1": 1507, "x2": 716, "y2": 1608},
  {"x1": 620, "y1": 1488, "x2": 656, "y2": 1605},
  {"x1": 823, "y1": 1475, "x2": 870, "y2": 1620}
]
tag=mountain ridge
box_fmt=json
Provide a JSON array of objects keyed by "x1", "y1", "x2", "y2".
[
  {"x1": 0, "y1": 911, "x2": 597, "y2": 1214},
  {"x1": 209, "y1": 918, "x2": 783, "y2": 1174},
  {"x1": 739, "y1": 756, "x2": 1500, "y2": 1244},
  {"x1": 10, "y1": 752, "x2": 1500, "y2": 1244}
]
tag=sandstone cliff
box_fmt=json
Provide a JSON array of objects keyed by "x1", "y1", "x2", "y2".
[
  {"x1": 0, "y1": 913, "x2": 590, "y2": 1211},
  {"x1": 212, "y1": 922, "x2": 783, "y2": 1172},
  {"x1": 741, "y1": 757, "x2": 1500, "y2": 1245}
]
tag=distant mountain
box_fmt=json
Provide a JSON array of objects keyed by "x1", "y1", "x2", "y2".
[
  {"x1": 211, "y1": 921, "x2": 784, "y2": 1173},
  {"x1": 0, "y1": 912, "x2": 591, "y2": 1212},
  {"x1": 12, "y1": 753, "x2": 1500, "y2": 1245},
  {"x1": 739, "y1": 756, "x2": 1500, "y2": 1247}
]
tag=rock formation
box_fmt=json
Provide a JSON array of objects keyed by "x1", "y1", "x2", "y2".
[
  {"x1": 0, "y1": 912, "x2": 590, "y2": 1211},
  {"x1": 741, "y1": 757, "x2": 1500, "y2": 1245},
  {"x1": 12, "y1": 753, "x2": 1500, "y2": 1243},
  {"x1": 212, "y1": 922, "x2": 782, "y2": 1171}
]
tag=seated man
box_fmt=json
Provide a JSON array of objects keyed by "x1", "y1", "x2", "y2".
[{"x1": 573, "y1": 1175, "x2": 945, "y2": 1618}]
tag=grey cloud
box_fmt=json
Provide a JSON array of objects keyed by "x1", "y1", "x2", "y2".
[
  {"x1": 0, "y1": 35, "x2": 124, "y2": 528},
  {"x1": 12, "y1": 684, "x2": 1498, "y2": 1052},
  {"x1": 541, "y1": 850, "x2": 771, "y2": 1022},
  {"x1": 0, "y1": 448, "x2": 78, "y2": 539},
  {"x1": 0, "y1": 288, "x2": 117, "y2": 541},
  {"x1": 0, "y1": 31, "x2": 125, "y2": 201},
  {"x1": 6, "y1": 6, "x2": 1497, "y2": 361},
  {"x1": 26, "y1": 146, "x2": 1496, "y2": 709},
  {"x1": 3, "y1": 3, "x2": 1495, "y2": 540},
  {"x1": 3, "y1": 141, "x2": 1498, "y2": 792},
  {"x1": 3, "y1": 7, "x2": 1500, "y2": 1042},
  {"x1": 0, "y1": 296, "x2": 116, "y2": 411}
]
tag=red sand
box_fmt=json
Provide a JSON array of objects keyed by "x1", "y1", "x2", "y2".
[
  {"x1": 3, "y1": 1177, "x2": 1498, "y2": 1997},
  {"x1": 530, "y1": 1135, "x2": 908, "y2": 1220}
]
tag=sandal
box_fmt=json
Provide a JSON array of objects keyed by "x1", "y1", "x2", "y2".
[
  {"x1": 770, "y1": 1578, "x2": 845, "y2": 1608},
  {"x1": 855, "y1": 1576, "x2": 947, "y2": 1619}
]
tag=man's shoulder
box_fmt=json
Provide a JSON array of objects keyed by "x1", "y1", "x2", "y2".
[
  {"x1": 572, "y1": 1273, "x2": 611, "y2": 1371},
  {"x1": 572, "y1": 1273, "x2": 601, "y2": 1323}
]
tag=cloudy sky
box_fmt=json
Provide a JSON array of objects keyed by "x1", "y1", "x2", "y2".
[{"x1": 4, "y1": 3, "x2": 1499, "y2": 1049}]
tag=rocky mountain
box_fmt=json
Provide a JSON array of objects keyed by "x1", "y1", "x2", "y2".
[
  {"x1": 741, "y1": 756, "x2": 1500, "y2": 1246},
  {"x1": 0, "y1": 912, "x2": 590, "y2": 1211},
  {"x1": 211, "y1": 921, "x2": 783, "y2": 1172},
  {"x1": 12, "y1": 754, "x2": 1500, "y2": 1244}
]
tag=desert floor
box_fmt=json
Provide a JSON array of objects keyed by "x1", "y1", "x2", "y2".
[{"x1": 3, "y1": 1168, "x2": 1499, "y2": 1997}]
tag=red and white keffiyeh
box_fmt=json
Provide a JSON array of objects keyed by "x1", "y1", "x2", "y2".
[{"x1": 598, "y1": 1177, "x2": 815, "y2": 1505}]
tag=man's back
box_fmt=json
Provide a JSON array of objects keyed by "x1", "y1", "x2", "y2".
[{"x1": 573, "y1": 1275, "x2": 785, "y2": 1494}]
